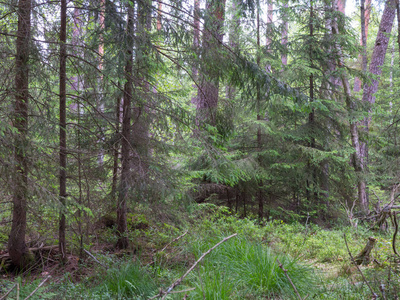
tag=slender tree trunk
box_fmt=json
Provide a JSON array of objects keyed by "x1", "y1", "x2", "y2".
[
  {"x1": 281, "y1": 1, "x2": 288, "y2": 66},
  {"x1": 354, "y1": 0, "x2": 371, "y2": 92},
  {"x1": 197, "y1": 0, "x2": 226, "y2": 125},
  {"x1": 8, "y1": 0, "x2": 32, "y2": 268},
  {"x1": 59, "y1": 0, "x2": 67, "y2": 261},
  {"x1": 116, "y1": 2, "x2": 135, "y2": 249},
  {"x1": 266, "y1": 0, "x2": 273, "y2": 72},
  {"x1": 256, "y1": 1, "x2": 263, "y2": 220},
  {"x1": 332, "y1": 18, "x2": 368, "y2": 213},
  {"x1": 111, "y1": 84, "x2": 121, "y2": 204},
  {"x1": 191, "y1": 0, "x2": 200, "y2": 105}
]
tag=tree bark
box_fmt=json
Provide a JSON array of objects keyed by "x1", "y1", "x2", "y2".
[
  {"x1": 362, "y1": 0, "x2": 396, "y2": 113},
  {"x1": 197, "y1": 0, "x2": 226, "y2": 125},
  {"x1": 116, "y1": 2, "x2": 135, "y2": 250},
  {"x1": 281, "y1": 1, "x2": 288, "y2": 66},
  {"x1": 59, "y1": 0, "x2": 67, "y2": 261},
  {"x1": 354, "y1": 0, "x2": 372, "y2": 92},
  {"x1": 8, "y1": 0, "x2": 32, "y2": 268}
]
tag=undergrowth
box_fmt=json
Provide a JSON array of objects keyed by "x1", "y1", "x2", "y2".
[{"x1": 2, "y1": 203, "x2": 400, "y2": 299}]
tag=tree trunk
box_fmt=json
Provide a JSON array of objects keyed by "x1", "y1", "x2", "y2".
[
  {"x1": 362, "y1": 0, "x2": 395, "y2": 116},
  {"x1": 191, "y1": 0, "x2": 200, "y2": 105},
  {"x1": 116, "y1": 2, "x2": 135, "y2": 250},
  {"x1": 331, "y1": 20, "x2": 368, "y2": 213},
  {"x1": 197, "y1": 0, "x2": 226, "y2": 125},
  {"x1": 8, "y1": 0, "x2": 32, "y2": 269},
  {"x1": 359, "y1": 0, "x2": 396, "y2": 211},
  {"x1": 281, "y1": 1, "x2": 288, "y2": 66},
  {"x1": 59, "y1": 0, "x2": 67, "y2": 261},
  {"x1": 354, "y1": 0, "x2": 372, "y2": 92},
  {"x1": 257, "y1": 1, "x2": 263, "y2": 220},
  {"x1": 266, "y1": 0, "x2": 273, "y2": 72}
]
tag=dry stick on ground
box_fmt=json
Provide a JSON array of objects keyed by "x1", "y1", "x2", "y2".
[
  {"x1": 276, "y1": 259, "x2": 303, "y2": 300},
  {"x1": 155, "y1": 233, "x2": 238, "y2": 300},
  {"x1": 23, "y1": 275, "x2": 51, "y2": 300},
  {"x1": 84, "y1": 249, "x2": 107, "y2": 269},
  {"x1": 0, "y1": 284, "x2": 17, "y2": 300},
  {"x1": 149, "y1": 287, "x2": 196, "y2": 299},
  {"x1": 343, "y1": 234, "x2": 378, "y2": 299},
  {"x1": 393, "y1": 212, "x2": 399, "y2": 256},
  {"x1": 160, "y1": 230, "x2": 188, "y2": 253}
]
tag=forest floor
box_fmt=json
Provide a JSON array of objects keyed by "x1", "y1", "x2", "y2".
[{"x1": 1, "y1": 203, "x2": 399, "y2": 299}]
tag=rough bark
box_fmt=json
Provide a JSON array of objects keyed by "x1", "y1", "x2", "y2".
[
  {"x1": 362, "y1": 0, "x2": 395, "y2": 111},
  {"x1": 116, "y1": 2, "x2": 135, "y2": 250},
  {"x1": 8, "y1": 0, "x2": 32, "y2": 269},
  {"x1": 59, "y1": 0, "x2": 67, "y2": 261},
  {"x1": 197, "y1": 0, "x2": 226, "y2": 125},
  {"x1": 266, "y1": 0, "x2": 273, "y2": 72},
  {"x1": 354, "y1": 0, "x2": 372, "y2": 92},
  {"x1": 281, "y1": 1, "x2": 288, "y2": 66},
  {"x1": 332, "y1": 17, "x2": 368, "y2": 213},
  {"x1": 191, "y1": 0, "x2": 200, "y2": 105}
]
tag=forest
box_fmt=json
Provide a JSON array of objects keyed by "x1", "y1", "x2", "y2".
[{"x1": 1, "y1": 0, "x2": 400, "y2": 298}]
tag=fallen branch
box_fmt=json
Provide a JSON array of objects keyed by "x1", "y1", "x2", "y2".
[
  {"x1": 84, "y1": 249, "x2": 107, "y2": 269},
  {"x1": 23, "y1": 275, "x2": 51, "y2": 300},
  {"x1": 155, "y1": 233, "x2": 238, "y2": 300},
  {"x1": 276, "y1": 259, "x2": 302, "y2": 300},
  {"x1": 160, "y1": 231, "x2": 188, "y2": 253},
  {"x1": 343, "y1": 234, "x2": 378, "y2": 298},
  {"x1": 148, "y1": 287, "x2": 196, "y2": 300},
  {"x1": 0, "y1": 284, "x2": 17, "y2": 300},
  {"x1": 393, "y1": 212, "x2": 399, "y2": 256}
]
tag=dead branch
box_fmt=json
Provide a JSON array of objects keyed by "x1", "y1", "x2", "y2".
[
  {"x1": 160, "y1": 231, "x2": 188, "y2": 253},
  {"x1": 276, "y1": 258, "x2": 303, "y2": 300},
  {"x1": 393, "y1": 212, "x2": 399, "y2": 256},
  {"x1": 83, "y1": 249, "x2": 107, "y2": 269},
  {"x1": 0, "y1": 284, "x2": 17, "y2": 300},
  {"x1": 343, "y1": 234, "x2": 378, "y2": 298},
  {"x1": 23, "y1": 275, "x2": 51, "y2": 300},
  {"x1": 154, "y1": 233, "x2": 238, "y2": 300},
  {"x1": 148, "y1": 288, "x2": 196, "y2": 300}
]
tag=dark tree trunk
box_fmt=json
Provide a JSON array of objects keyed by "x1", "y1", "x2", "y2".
[
  {"x1": 197, "y1": 0, "x2": 226, "y2": 125},
  {"x1": 59, "y1": 0, "x2": 67, "y2": 261},
  {"x1": 256, "y1": 2, "x2": 263, "y2": 220},
  {"x1": 116, "y1": 2, "x2": 135, "y2": 250},
  {"x1": 8, "y1": 0, "x2": 32, "y2": 269},
  {"x1": 111, "y1": 85, "x2": 121, "y2": 204}
]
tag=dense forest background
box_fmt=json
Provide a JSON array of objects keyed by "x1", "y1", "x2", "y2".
[{"x1": 1, "y1": 0, "x2": 400, "y2": 298}]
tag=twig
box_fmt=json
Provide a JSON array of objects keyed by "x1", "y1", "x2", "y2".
[
  {"x1": 0, "y1": 284, "x2": 17, "y2": 300},
  {"x1": 23, "y1": 275, "x2": 51, "y2": 300},
  {"x1": 155, "y1": 233, "x2": 238, "y2": 300},
  {"x1": 160, "y1": 231, "x2": 188, "y2": 253},
  {"x1": 393, "y1": 212, "x2": 399, "y2": 256},
  {"x1": 276, "y1": 259, "x2": 302, "y2": 300},
  {"x1": 343, "y1": 234, "x2": 378, "y2": 298},
  {"x1": 83, "y1": 249, "x2": 107, "y2": 269},
  {"x1": 148, "y1": 288, "x2": 196, "y2": 299}
]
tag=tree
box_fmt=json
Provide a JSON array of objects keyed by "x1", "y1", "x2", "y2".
[
  {"x1": 8, "y1": 0, "x2": 33, "y2": 268},
  {"x1": 197, "y1": 0, "x2": 226, "y2": 125},
  {"x1": 116, "y1": 1, "x2": 135, "y2": 249}
]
